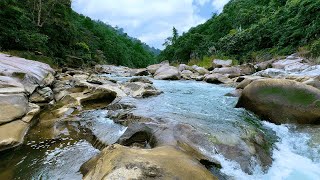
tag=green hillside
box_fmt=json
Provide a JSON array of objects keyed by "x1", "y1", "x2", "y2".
[
  {"x1": 0, "y1": 0, "x2": 158, "y2": 68},
  {"x1": 159, "y1": 0, "x2": 320, "y2": 65}
]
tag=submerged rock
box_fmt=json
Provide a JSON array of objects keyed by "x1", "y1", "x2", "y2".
[
  {"x1": 81, "y1": 144, "x2": 217, "y2": 180},
  {"x1": 236, "y1": 79, "x2": 320, "y2": 124}
]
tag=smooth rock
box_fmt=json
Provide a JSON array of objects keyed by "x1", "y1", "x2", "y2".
[
  {"x1": 154, "y1": 65, "x2": 181, "y2": 80},
  {"x1": 0, "y1": 93, "x2": 28, "y2": 124},
  {"x1": 236, "y1": 79, "x2": 320, "y2": 124},
  {"x1": 178, "y1": 64, "x2": 193, "y2": 72},
  {"x1": 147, "y1": 61, "x2": 169, "y2": 75},
  {"x1": 205, "y1": 74, "x2": 233, "y2": 84},
  {"x1": 212, "y1": 59, "x2": 233, "y2": 68},
  {"x1": 81, "y1": 144, "x2": 217, "y2": 180},
  {"x1": 122, "y1": 82, "x2": 162, "y2": 98},
  {"x1": 213, "y1": 67, "x2": 241, "y2": 78},
  {"x1": 0, "y1": 120, "x2": 29, "y2": 151}
]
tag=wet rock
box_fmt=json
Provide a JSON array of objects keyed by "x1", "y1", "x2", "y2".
[
  {"x1": 30, "y1": 87, "x2": 54, "y2": 103},
  {"x1": 0, "y1": 93, "x2": 28, "y2": 124},
  {"x1": 0, "y1": 120, "x2": 29, "y2": 151},
  {"x1": 21, "y1": 103, "x2": 40, "y2": 123},
  {"x1": 154, "y1": 65, "x2": 181, "y2": 80},
  {"x1": 224, "y1": 89, "x2": 242, "y2": 97},
  {"x1": 236, "y1": 79, "x2": 320, "y2": 124},
  {"x1": 121, "y1": 82, "x2": 162, "y2": 98},
  {"x1": 129, "y1": 77, "x2": 153, "y2": 84},
  {"x1": 212, "y1": 59, "x2": 233, "y2": 68},
  {"x1": 81, "y1": 144, "x2": 217, "y2": 180}
]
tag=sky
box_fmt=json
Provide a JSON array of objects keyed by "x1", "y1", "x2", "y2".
[{"x1": 72, "y1": 0, "x2": 230, "y2": 50}]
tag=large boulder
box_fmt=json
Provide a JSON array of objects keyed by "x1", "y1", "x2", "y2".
[
  {"x1": 147, "y1": 61, "x2": 169, "y2": 75},
  {"x1": 121, "y1": 82, "x2": 162, "y2": 98},
  {"x1": 178, "y1": 64, "x2": 193, "y2": 72},
  {"x1": 236, "y1": 79, "x2": 320, "y2": 124},
  {"x1": 204, "y1": 74, "x2": 233, "y2": 84},
  {"x1": 0, "y1": 53, "x2": 55, "y2": 94},
  {"x1": 212, "y1": 67, "x2": 241, "y2": 78},
  {"x1": 154, "y1": 65, "x2": 181, "y2": 80},
  {"x1": 193, "y1": 66, "x2": 209, "y2": 75},
  {"x1": 212, "y1": 59, "x2": 233, "y2": 68},
  {"x1": 0, "y1": 93, "x2": 28, "y2": 124},
  {"x1": 81, "y1": 144, "x2": 217, "y2": 180}
]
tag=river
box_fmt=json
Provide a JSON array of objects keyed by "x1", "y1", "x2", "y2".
[{"x1": 0, "y1": 77, "x2": 319, "y2": 179}]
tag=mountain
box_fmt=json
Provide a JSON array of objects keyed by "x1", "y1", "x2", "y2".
[
  {"x1": 0, "y1": 0, "x2": 158, "y2": 68},
  {"x1": 158, "y1": 0, "x2": 320, "y2": 64}
]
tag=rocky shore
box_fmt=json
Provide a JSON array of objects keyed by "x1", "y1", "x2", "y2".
[{"x1": 0, "y1": 52, "x2": 319, "y2": 179}]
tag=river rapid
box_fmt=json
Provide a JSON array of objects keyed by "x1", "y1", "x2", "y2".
[{"x1": 0, "y1": 77, "x2": 319, "y2": 179}]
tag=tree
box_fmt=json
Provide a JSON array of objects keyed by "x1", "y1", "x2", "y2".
[{"x1": 163, "y1": 27, "x2": 179, "y2": 47}]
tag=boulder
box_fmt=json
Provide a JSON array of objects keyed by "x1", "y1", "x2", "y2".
[
  {"x1": 81, "y1": 144, "x2": 217, "y2": 180},
  {"x1": 254, "y1": 68, "x2": 286, "y2": 78},
  {"x1": 194, "y1": 66, "x2": 209, "y2": 75},
  {"x1": 254, "y1": 59, "x2": 274, "y2": 71},
  {"x1": 239, "y1": 63, "x2": 256, "y2": 75},
  {"x1": 0, "y1": 120, "x2": 29, "y2": 151},
  {"x1": 30, "y1": 87, "x2": 54, "y2": 103},
  {"x1": 236, "y1": 79, "x2": 320, "y2": 124},
  {"x1": 178, "y1": 64, "x2": 193, "y2": 72},
  {"x1": 147, "y1": 61, "x2": 169, "y2": 75},
  {"x1": 129, "y1": 77, "x2": 153, "y2": 84},
  {"x1": 205, "y1": 74, "x2": 233, "y2": 84},
  {"x1": 122, "y1": 82, "x2": 162, "y2": 98},
  {"x1": 212, "y1": 59, "x2": 233, "y2": 68},
  {"x1": 0, "y1": 53, "x2": 55, "y2": 94},
  {"x1": 0, "y1": 93, "x2": 28, "y2": 124},
  {"x1": 272, "y1": 57, "x2": 304, "y2": 69},
  {"x1": 154, "y1": 65, "x2": 181, "y2": 80},
  {"x1": 303, "y1": 76, "x2": 320, "y2": 90},
  {"x1": 236, "y1": 76, "x2": 265, "y2": 89},
  {"x1": 181, "y1": 70, "x2": 194, "y2": 80},
  {"x1": 212, "y1": 67, "x2": 241, "y2": 78},
  {"x1": 132, "y1": 68, "x2": 150, "y2": 76}
]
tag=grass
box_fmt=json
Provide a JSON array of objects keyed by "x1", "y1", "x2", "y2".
[{"x1": 187, "y1": 55, "x2": 238, "y2": 69}]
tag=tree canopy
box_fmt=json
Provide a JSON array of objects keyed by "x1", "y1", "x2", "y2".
[
  {"x1": 0, "y1": 0, "x2": 159, "y2": 68},
  {"x1": 158, "y1": 0, "x2": 320, "y2": 64}
]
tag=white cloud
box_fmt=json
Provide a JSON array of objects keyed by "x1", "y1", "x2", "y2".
[
  {"x1": 72, "y1": 0, "x2": 229, "y2": 49},
  {"x1": 212, "y1": 0, "x2": 230, "y2": 13}
]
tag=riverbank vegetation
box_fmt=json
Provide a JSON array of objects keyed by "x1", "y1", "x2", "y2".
[
  {"x1": 159, "y1": 0, "x2": 320, "y2": 65},
  {"x1": 0, "y1": 0, "x2": 158, "y2": 68}
]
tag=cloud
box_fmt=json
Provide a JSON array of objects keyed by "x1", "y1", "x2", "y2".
[{"x1": 72, "y1": 0, "x2": 230, "y2": 49}]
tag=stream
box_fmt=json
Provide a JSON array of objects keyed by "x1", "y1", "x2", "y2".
[{"x1": 0, "y1": 78, "x2": 319, "y2": 179}]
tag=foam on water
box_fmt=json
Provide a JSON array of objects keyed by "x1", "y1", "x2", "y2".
[{"x1": 214, "y1": 121, "x2": 320, "y2": 180}]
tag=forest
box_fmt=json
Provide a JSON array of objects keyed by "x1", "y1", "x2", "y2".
[
  {"x1": 0, "y1": 0, "x2": 158, "y2": 68},
  {"x1": 158, "y1": 0, "x2": 320, "y2": 66}
]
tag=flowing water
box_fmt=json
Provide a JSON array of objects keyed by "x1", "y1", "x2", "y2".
[{"x1": 0, "y1": 77, "x2": 319, "y2": 179}]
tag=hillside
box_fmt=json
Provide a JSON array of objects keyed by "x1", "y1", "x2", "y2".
[
  {"x1": 158, "y1": 0, "x2": 320, "y2": 65},
  {"x1": 0, "y1": 0, "x2": 158, "y2": 68}
]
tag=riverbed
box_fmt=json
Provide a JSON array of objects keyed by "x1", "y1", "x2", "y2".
[{"x1": 1, "y1": 78, "x2": 319, "y2": 179}]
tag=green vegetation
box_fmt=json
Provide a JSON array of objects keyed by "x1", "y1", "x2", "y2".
[
  {"x1": 0, "y1": 0, "x2": 158, "y2": 68},
  {"x1": 159, "y1": 0, "x2": 320, "y2": 65}
]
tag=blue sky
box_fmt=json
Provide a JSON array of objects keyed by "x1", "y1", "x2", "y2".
[{"x1": 72, "y1": 0, "x2": 230, "y2": 49}]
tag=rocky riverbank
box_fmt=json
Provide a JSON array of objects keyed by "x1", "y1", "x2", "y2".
[{"x1": 0, "y1": 52, "x2": 319, "y2": 179}]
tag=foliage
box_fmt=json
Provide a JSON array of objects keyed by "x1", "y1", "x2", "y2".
[
  {"x1": 159, "y1": 0, "x2": 320, "y2": 65},
  {"x1": 0, "y1": 0, "x2": 158, "y2": 68}
]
